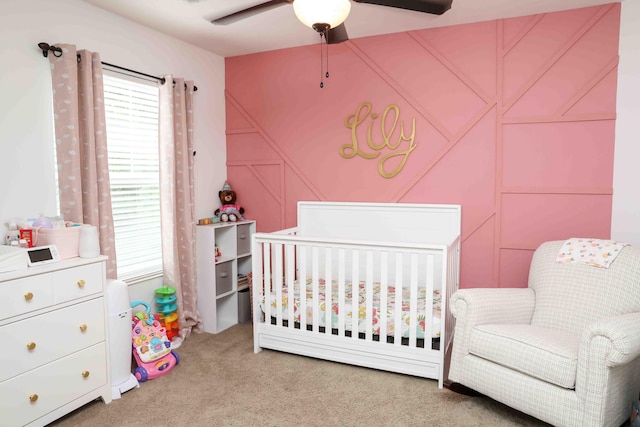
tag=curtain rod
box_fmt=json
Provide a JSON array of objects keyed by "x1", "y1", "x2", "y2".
[{"x1": 37, "y1": 42, "x2": 198, "y2": 92}]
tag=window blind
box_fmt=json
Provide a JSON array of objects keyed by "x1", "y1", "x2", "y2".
[{"x1": 103, "y1": 73, "x2": 162, "y2": 281}]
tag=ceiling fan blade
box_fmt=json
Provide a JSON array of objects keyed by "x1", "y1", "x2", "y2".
[
  {"x1": 211, "y1": 0, "x2": 293, "y2": 25},
  {"x1": 353, "y1": 0, "x2": 452, "y2": 15},
  {"x1": 327, "y1": 23, "x2": 349, "y2": 44}
]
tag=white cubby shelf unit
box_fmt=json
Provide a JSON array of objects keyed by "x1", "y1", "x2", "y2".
[{"x1": 196, "y1": 220, "x2": 256, "y2": 333}]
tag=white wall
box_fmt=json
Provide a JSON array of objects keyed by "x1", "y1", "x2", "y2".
[
  {"x1": 612, "y1": 1, "x2": 640, "y2": 247},
  {"x1": 0, "y1": 0, "x2": 227, "y2": 301}
]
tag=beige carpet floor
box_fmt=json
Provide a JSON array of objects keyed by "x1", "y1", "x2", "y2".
[{"x1": 51, "y1": 323, "x2": 550, "y2": 426}]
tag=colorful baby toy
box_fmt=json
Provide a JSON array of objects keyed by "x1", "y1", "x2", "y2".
[
  {"x1": 130, "y1": 300, "x2": 179, "y2": 382},
  {"x1": 155, "y1": 286, "x2": 179, "y2": 341}
]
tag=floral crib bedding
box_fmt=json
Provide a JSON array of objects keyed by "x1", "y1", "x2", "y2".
[{"x1": 260, "y1": 278, "x2": 442, "y2": 339}]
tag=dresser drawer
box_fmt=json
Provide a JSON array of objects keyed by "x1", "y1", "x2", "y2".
[
  {"x1": 0, "y1": 273, "x2": 53, "y2": 319},
  {"x1": 0, "y1": 342, "x2": 107, "y2": 427},
  {"x1": 0, "y1": 298, "x2": 105, "y2": 382},
  {"x1": 53, "y1": 262, "x2": 104, "y2": 304}
]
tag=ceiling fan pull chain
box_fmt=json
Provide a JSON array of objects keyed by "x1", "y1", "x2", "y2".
[
  {"x1": 319, "y1": 32, "x2": 324, "y2": 88},
  {"x1": 325, "y1": 30, "x2": 330, "y2": 79}
]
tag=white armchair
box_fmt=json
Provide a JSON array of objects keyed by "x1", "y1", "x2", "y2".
[{"x1": 448, "y1": 240, "x2": 640, "y2": 427}]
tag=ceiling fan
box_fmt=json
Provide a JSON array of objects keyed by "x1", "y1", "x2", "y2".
[{"x1": 210, "y1": 0, "x2": 453, "y2": 44}]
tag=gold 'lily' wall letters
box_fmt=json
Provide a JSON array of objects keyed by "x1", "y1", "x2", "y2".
[{"x1": 341, "y1": 102, "x2": 417, "y2": 179}]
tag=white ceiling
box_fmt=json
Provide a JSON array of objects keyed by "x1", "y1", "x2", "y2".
[{"x1": 82, "y1": 0, "x2": 620, "y2": 57}]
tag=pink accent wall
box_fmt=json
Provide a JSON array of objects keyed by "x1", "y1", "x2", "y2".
[{"x1": 224, "y1": 4, "x2": 620, "y2": 288}]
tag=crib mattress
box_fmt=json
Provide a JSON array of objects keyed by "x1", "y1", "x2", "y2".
[{"x1": 260, "y1": 278, "x2": 441, "y2": 339}]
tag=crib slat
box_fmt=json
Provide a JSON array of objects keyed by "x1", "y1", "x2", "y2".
[
  {"x1": 351, "y1": 249, "x2": 359, "y2": 340},
  {"x1": 252, "y1": 240, "x2": 263, "y2": 354},
  {"x1": 365, "y1": 251, "x2": 374, "y2": 342},
  {"x1": 324, "y1": 247, "x2": 332, "y2": 336},
  {"x1": 425, "y1": 254, "x2": 435, "y2": 346},
  {"x1": 286, "y1": 244, "x2": 295, "y2": 329},
  {"x1": 407, "y1": 253, "x2": 417, "y2": 347},
  {"x1": 263, "y1": 243, "x2": 272, "y2": 323},
  {"x1": 380, "y1": 252, "x2": 388, "y2": 344},
  {"x1": 299, "y1": 245, "x2": 307, "y2": 331},
  {"x1": 394, "y1": 252, "x2": 403, "y2": 346},
  {"x1": 312, "y1": 246, "x2": 320, "y2": 333},
  {"x1": 338, "y1": 249, "x2": 346, "y2": 337},
  {"x1": 274, "y1": 243, "x2": 283, "y2": 327}
]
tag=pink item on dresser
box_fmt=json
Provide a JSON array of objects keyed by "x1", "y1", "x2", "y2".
[{"x1": 33, "y1": 226, "x2": 81, "y2": 259}]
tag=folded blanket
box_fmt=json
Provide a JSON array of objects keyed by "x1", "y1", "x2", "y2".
[{"x1": 556, "y1": 238, "x2": 629, "y2": 268}]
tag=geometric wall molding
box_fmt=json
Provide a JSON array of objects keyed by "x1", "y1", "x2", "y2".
[{"x1": 225, "y1": 3, "x2": 621, "y2": 288}]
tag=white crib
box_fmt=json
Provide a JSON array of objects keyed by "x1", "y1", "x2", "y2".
[{"x1": 251, "y1": 202, "x2": 461, "y2": 387}]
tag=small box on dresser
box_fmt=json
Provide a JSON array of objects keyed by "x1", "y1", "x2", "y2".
[{"x1": 0, "y1": 256, "x2": 111, "y2": 427}]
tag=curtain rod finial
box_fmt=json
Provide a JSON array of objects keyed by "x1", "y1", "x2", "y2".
[
  {"x1": 38, "y1": 42, "x2": 50, "y2": 57},
  {"x1": 37, "y1": 42, "x2": 62, "y2": 58}
]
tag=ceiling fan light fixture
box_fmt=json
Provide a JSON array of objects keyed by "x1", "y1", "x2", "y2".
[{"x1": 293, "y1": 0, "x2": 351, "y2": 31}]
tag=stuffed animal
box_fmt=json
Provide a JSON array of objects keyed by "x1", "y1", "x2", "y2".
[{"x1": 214, "y1": 181, "x2": 245, "y2": 222}]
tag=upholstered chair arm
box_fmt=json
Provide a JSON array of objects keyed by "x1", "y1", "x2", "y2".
[
  {"x1": 577, "y1": 312, "x2": 640, "y2": 383},
  {"x1": 583, "y1": 312, "x2": 640, "y2": 366},
  {"x1": 573, "y1": 312, "x2": 640, "y2": 424},
  {"x1": 449, "y1": 288, "x2": 536, "y2": 325},
  {"x1": 448, "y1": 288, "x2": 535, "y2": 383}
]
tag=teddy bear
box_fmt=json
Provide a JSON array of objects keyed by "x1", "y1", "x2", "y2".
[{"x1": 214, "y1": 181, "x2": 245, "y2": 222}]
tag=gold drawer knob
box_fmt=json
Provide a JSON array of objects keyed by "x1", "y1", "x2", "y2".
[
  {"x1": 27, "y1": 342, "x2": 36, "y2": 351},
  {"x1": 82, "y1": 371, "x2": 90, "y2": 378},
  {"x1": 29, "y1": 394, "x2": 38, "y2": 403},
  {"x1": 77, "y1": 279, "x2": 86, "y2": 288},
  {"x1": 80, "y1": 324, "x2": 88, "y2": 332},
  {"x1": 24, "y1": 292, "x2": 34, "y2": 301}
]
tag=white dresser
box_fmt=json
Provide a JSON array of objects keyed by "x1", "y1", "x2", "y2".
[{"x1": 0, "y1": 256, "x2": 111, "y2": 427}]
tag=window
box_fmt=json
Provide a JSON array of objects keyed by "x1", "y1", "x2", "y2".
[{"x1": 103, "y1": 72, "x2": 162, "y2": 281}]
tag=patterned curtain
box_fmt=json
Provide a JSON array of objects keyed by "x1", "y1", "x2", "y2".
[
  {"x1": 159, "y1": 75, "x2": 202, "y2": 346},
  {"x1": 48, "y1": 45, "x2": 117, "y2": 279}
]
